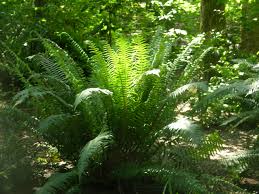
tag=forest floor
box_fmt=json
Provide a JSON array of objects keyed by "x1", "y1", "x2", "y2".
[
  {"x1": 212, "y1": 129, "x2": 259, "y2": 192},
  {"x1": 212, "y1": 129, "x2": 258, "y2": 160}
]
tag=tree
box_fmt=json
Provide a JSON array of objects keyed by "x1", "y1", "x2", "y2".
[
  {"x1": 200, "y1": 0, "x2": 226, "y2": 33},
  {"x1": 240, "y1": 0, "x2": 259, "y2": 53}
]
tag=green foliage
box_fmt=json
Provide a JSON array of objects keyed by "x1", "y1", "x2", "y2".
[
  {"x1": 197, "y1": 65, "x2": 259, "y2": 127},
  {"x1": 74, "y1": 88, "x2": 112, "y2": 109},
  {"x1": 77, "y1": 131, "x2": 113, "y2": 181},
  {"x1": 0, "y1": 105, "x2": 38, "y2": 194},
  {"x1": 1, "y1": 0, "x2": 259, "y2": 193},
  {"x1": 36, "y1": 170, "x2": 78, "y2": 194},
  {"x1": 222, "y1": 149, "x2": 259, "y2": 172},
  {"x1": 114, "y1": 165, "x2": 209, "y2": 193},
  {"x1": 32, "y1": 36, "x2": 244, "y2": 193},
  {"x1": 41, "y1": 39, "x2": 87, "y2": 93}
]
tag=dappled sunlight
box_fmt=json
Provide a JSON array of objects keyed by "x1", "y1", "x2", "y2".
[
  {"x1": 211, "y1": 130, "x2": 258, "y2": 160},
  {"x1": 1, "y1": 0, "x2": 258, "y2": 193}
]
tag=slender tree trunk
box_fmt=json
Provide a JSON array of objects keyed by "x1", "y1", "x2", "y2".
[
  {"x1": 240, "y1": 0, "x2": 259, "y2": 53},
  {"x1": 34, "y1": 0, "x2": 47, "y2": 19},
  {"x1": 200, "y1": 0, "x2": 225, "y2": 84},
  {"x1": 200, "y1": 0, "x2": 226, "y2": 33}
]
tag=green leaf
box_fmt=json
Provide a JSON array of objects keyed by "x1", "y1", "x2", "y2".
[
  {"x1": 74, "y1": 88, "x2": 113, "y2": 109},
  {"x1": 169, "y1": 81, "x2": 208, "y2": 98},
  {"x1": 36, "y1": 170, "x2": 78, "y2": 194},
  {"x1": 163, "y1": 117, "x2": 204, "y2": 144},
  {"x1": 77, "y1": 131, "x2": 113, "y2": 181}
]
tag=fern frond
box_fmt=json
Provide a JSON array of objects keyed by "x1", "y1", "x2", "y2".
[
  {"x1": 150, "y1": 26, "x2": 164, "y2": 61},
  {"x1": 0, "y1": 41, "x2": 32, "y2": 85},
  {"x1": 149, "y1": 27, "x2": 172, "y2": 68},
  {"x1": 179, "y1": 47, "x2": 215, "y2": 84},
  {"x1": 168, "y1": 81, "x2": 208, "y2": 99},
  {"x1": 195, "y1": 81, "x2": 249, "y2": 111},
  {"x1": 90, "y1": 37, "x2": 151, "y2": 116},
  {"x1": 221, "y1": 149, "x2": 259, "y2": 171},
  {"x1": 42, "y1": 38, "x2": 87, "y2": 92},
  {"x1": 65, "y1": 185, "x2": 80, "y2": 194},
  {"x1": 60, "y1": 32, "x2": 90, "y2": 66},
  {"x1": 138, "y1": 69, "x2": 161, "y2": 102},
  {"x1": 37, "y1": 113, "x2": 73, "y2": 135},
  {"x1": 77, "y1": 131, "x2": 113, "y2": 181},
  {"x1": 162, "y1": 118, "x2": 204, "y2": 144},
  {"x1": 132, "y1": 37, "x2": 150, "y2": 75},
  {"x1": 12, "y1": 86, "x2": 49, "y2": 107},
  {"x1": 89, "y1": 42, "x2": 112, "y2": 88},
  {"x1": 74, "y1": 88, "x2": 113, "y2": 109},
  {"x1": 143, "y1": 167, "x2": 208, "y2": 194},
  {"x1": 28, "y1": 73, "x2": 73, "y2": 99},
  {"x1": 31, "y1": 54, "x2": 67, "y2": 83},
  {"x1": 113, "y1": 38, "x2": 135, "y2": 109},
  {"x1": 197, "y1": 132, "x2": 223, "y2": 159},
  {"x1": 114, "y1": 165, "x2": 208, "y2": 194},
  {"x1": 13, "y1": 86, "x2": 73, "y2": 109},
  {"x1": 0, "y1": 105, "x2": 36, "y2": 130},
  {"x1": 222, "y1": 108, "x2": 259, "y2": 127},
  {"x1": 165, "y1": 35, "x2": 204, "y2": 88},
  {"x1": 201, "y1": 174, "x2": 248, "y2": 193},
  {"x1": 247, "y1": 79, "x2": 259, "y2": 95},
  {"x1": 151, "y1": 40, "x2": 172, "y2": 69},
  {"x1": 36, "y1": 170, "x2": 78, "y2": 194}
]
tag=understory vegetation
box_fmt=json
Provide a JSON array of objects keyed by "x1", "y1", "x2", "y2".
[{"x1": 0, "y1": 0, "x2": 259, "y2": 194}]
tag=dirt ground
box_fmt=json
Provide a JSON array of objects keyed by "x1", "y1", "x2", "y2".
[{"x1": 212, "y1": 129, "x2": 259, "y2": 193}]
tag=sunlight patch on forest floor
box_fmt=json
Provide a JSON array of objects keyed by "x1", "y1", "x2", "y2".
[{"x1": 211, "y1": 130, "x2": 258, "y2": 160}]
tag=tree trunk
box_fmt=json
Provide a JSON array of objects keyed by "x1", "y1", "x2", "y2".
[
  {"x1": 200, "y1": 0, "x2": 226, "y2": 33},
  {"x1": 240, "y1": 0, "x2": 259, "y2": 53}
]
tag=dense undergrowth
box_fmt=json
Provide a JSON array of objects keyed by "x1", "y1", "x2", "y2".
[{"x1": 1, "y1": 0, "x2": 259, "y2": 194}]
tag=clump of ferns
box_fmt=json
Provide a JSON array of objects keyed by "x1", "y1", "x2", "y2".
[
  {"x1": 1, "y1": 36, "x2": 92, "y2": 159},
  {"x1": 22, "y1": 35, "x2": 249, "y2": 193},
  {"x1": 194, "y1": 58, "x2": 258, "y2": 128},
  {"x1": 195, "y1": 60, "x2": 259, "y2": 181},
  {"x1": 196, "y1": 59, "x2": 259, "y2": 128}
]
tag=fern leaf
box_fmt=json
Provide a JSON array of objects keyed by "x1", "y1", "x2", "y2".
[
  {"x1": 42, "y1": 38, "x2": 87, "y2": 92},
  {"x1": 195, "y1": 81, "x2": 249, "y2": 111},
  {"x1": 114, "y1": 165, "x2": 208, "y2": 193},
  {"x1": 36, "y1": 170, "x2": 78, "y2": 194},
  {"x1": 221, "y1": 149, "x2": 259, "y2": 170},
  {"x1": 0, "y1": 105, "x2": 36, "y2": 130},
  {"x1": 150, "y1": 27, "x2": 172, "y2": 68},
  {"x1": 65, "y1": 185, "x2": 80, "y2": 194},
  {"x1": 89, "y1": 42, "x2": 113, "y2": 89},
  {"x1": 60, "y1": 32, "x2": 90, "y2": 64},
  {"x1": 12, "y1": 86, "x2": 49, "y2": 107},
  {"x1": 37, "y1": 114, "x2": 73, "y2": 134},
  {"x1": 179, "y1": 47, "x2": 214, "y2": 84},
  {"x1": 198, "y1": 132, "x2": 223, "y2": 159},
  {"x1": 165, "y1": 35, "x2": 204, "y2": 87},
  {"x1": 132, "y1": 37, "x2": 150, "y2": 75},
  {"x1": 77, "y1": 131, "x2": 113, "y2": 181},
  {"x1": 162, "y1": 118, "x2": 204, "y2": 144},
  {"x1": 28, "y1": 73, "x2": 73, "y2": 98},
  {"x1": 168, "y1": 81, "x2": 208, "y2": 98},
  {"x1": 74, "y1": 88, "x2": 113, "y2": 109},
  {"x1": 13, "y1": 86, "x2": 73, "y2": 109},
  {"x1": 247, "y1": 79, "x2": 259, "y2": 95},
  {"x1": 0, "y1": 41, "x2": 32, "y2": 85},
  {"x1": 201, "y1": 174, "x2": 247, "y2": 193},
  {"x1": 31, "y1": 54, "x2": 68, "y2": 83},
  {"x1": 222, "y1": 108, "x2": 259, "y2": 127}
]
